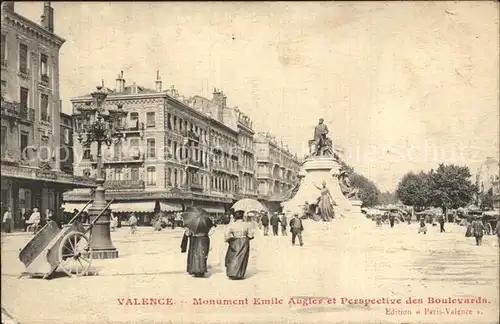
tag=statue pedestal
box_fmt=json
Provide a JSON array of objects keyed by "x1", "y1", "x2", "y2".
[{"x1": 282, "y1": 156, "x2": 362, "y2": 220}]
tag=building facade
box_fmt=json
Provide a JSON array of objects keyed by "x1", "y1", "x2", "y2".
[
  {"x1": 1, "y1": 2, "x2": 95, "y2": 228},
  {"x1": 235, "y1": 108, "x2": 257, "y2": 199},
  {"x1": 254, "y1": 132, "x2": 301, "y2": 213},
  {"x1": 64, "y1": 73, "x2": 243, "y2": 224},
  {"x1": 59, "y1": 111, "x2": 73, "y2": 174}
]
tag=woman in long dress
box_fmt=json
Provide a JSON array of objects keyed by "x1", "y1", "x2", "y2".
[
  {"x1": 313, "y1": 181, "x2": 335, "y2": 221},
  {"x1": 181, "y1": 218, "x2": 214, "y2": 277},
  {"x1": 224, "y1": 210, "x2": 254, "y2": 280}
]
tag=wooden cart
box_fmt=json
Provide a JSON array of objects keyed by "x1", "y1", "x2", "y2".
[{"x1": 18, "y1": 199, "x2": 114, "y2": 279}]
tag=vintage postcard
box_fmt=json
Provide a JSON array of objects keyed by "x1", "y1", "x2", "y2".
[{"x1": 1, "y1": 1, "x2": 499, "y2": 324}]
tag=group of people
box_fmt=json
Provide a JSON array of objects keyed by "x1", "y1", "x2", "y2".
[
  {"x1": 181, "y1": 210, "x2": 253, "y2": 280},
  {"x1": 259, "y1": 210, "x2": 305, "y2": 246},
  {"x1": 180, "y1": 209, "x2": 306, "y2": 280},
  {"x1": 2, "y1": 207, "x2": 56, "y2": 234}
]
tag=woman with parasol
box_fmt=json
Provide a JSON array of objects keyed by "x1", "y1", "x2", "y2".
[
  {"x1": 180, "y1": 207, "x2": 214, "y2": 278},
  {"x1": 224, "y1": 210, "x2": 255, "y2": 280}
]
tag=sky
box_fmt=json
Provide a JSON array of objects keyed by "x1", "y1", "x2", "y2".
[{"x1": 15, "y1": 1, "x2": 499, "y2": 191}]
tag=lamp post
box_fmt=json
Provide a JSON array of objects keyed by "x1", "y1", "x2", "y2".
[{"x1": 76, "y1": 84, "x2": 127, "y2": 259}]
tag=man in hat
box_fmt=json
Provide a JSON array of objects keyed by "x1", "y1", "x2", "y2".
[
  {"x1": 289, "y1": 213, "x2": 304, "y2": 246},
  {"x1": 471, "y1": 215, "x2": 485, "y2": 246},
  {"x1": 2, "y1": 207, "x2": 13, "y2": 233},
  {"x1": 270, "y1": 212, "x2": 282, "y2": 236},
  {"x1": 260, "y1": 210, "x2": 270, "y2": 236}
]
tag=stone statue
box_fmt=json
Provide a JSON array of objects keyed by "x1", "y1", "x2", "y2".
[
  {"x1": 338, "y1": 170, "x2": 359, "y2": 199},
  {"x1": 310, "y1": 118, "x2": 334, "y2": 157}
]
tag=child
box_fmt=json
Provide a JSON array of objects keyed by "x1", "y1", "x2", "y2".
[{"x1": 129, "y1": 213, "x2": 138, "y2": 234}]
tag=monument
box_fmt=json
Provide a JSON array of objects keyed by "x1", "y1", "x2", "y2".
[{"x1": 282, "y1": 118, "x2": 366, "y2": 222}]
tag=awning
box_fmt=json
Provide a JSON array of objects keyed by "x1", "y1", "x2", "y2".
[
  {"x1": 160, "y1": 202, "x2": 182, "y2": 212},
  {"x1": 110, "y1": 201, "x2": 155, "y2": 213},
  {"x1": 61, "y1": 203, "x2": 90, "y2": 212},
  {"x1": 199, "y1": 206, "x2": 225, "y2": 214}
]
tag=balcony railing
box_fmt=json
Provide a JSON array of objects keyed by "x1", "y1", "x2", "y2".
[
  {"x1": 41, "y1": 112, "x2": 51, "y2": 123},
  {"x1": 39, "y1": 74, "x2": 50, "y2": 87},
  {"x1": 104, "y1": 179, "x2": 145, "y2": 190},
  {"x1": 190, "y1": 182, "x2": 204, "y2": 191},
  {"x1": 19, "y1": 106, "x2": 35, "y2": 123},
  {"x1": 124, "y1": 122, "x2": 145, "y2": 132},
  {"x1": 18, "y1": 67, "x2": 30, "y2": 79}
]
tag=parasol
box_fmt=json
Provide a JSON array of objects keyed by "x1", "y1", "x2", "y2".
[
  {"x1": 231, "y1": 198, "x2": 266, "y2": 214},
  {"x1": 180, "y1": 207, "x2": 214, "y2": 234}
]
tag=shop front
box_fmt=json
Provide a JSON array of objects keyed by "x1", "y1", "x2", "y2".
[{"x1": 1, "y1": 163, "x2": 96, "y2": 230}]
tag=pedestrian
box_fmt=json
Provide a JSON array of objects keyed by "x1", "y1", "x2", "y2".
[
  {"x1": 2, "y1": 207, "x2": 13, "y2": 233},
  {"x1": 270, "y1": 212, "x2": 281, "y2": 236},
  {"x1": 471, "y1": 216, "x2": 485, "y2": 246},
  {"x1": 224, "y1": 210, "x2": 254, "y2": 280},
  {"x1": 27, "y1": 208, "x2": 41, "y2": 234},
  {"x1": 389, "y1": 212, "x2": 396, "y2": 228},
  {"x1": 418, "y1": 216, "x2": 427, "y2": 234},
  {"x1": 260, "y1": 210, "x2": 269, "y2": 236},
  {"x1": 438, "y1": 214, "x2": 446, "y2": 233},
  {"x1": 465, "y1": 218, "x2": 473, "y2": 237},
  {"x1": 280, "y1": 212, "x2": 288, "y2": 236},
  {"x1": 23, "y1": 209, "x2": 33, "y2": 231},
  {"x1": 289, "y1": 213, "x2": 304, "y2": 246},
  {"x1": 181, "y1": 217, "x2": 214, "y2": 278},
  {"x1": 128, "y1": 213, "x2": 138, "y2": 234},
  {"x1": 110, "y1": 213, "x2": 118, "y2": 232},
  {"x1": 406, "y1": 213, "x2": 411, "y2": 225},
  {"x1": 169, "y1": 213, "x2": 176, "y2": 229}
]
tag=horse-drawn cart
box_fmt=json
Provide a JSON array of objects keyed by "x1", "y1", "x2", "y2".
[{"x1": 18, "y1": 200, "x2": 113, "y2": 279}]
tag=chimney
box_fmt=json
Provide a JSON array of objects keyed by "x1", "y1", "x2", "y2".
[
  {"x1": 2, "y1": 1, "x2": 14, "y2": 12},
  {"x1": 115, "y1": 71, "x2": 125, "y2": 92},
  {"x1": 131, "y1": 82, "x2": 138, "y2": 95},
  {"x1": 155, "y1": 70, "x2": 162, "y2": 92},
  {"x1": 41, "y1": 1, "x2": 54, "y2": 33}
]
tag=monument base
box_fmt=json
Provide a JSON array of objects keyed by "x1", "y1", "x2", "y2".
[{"x1": 282, "y1": 156, "x2": 356, "y2": 219}]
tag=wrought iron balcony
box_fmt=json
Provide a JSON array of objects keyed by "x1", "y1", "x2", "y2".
[
  {"x1": 123, "y1": 122, "x2": 145, "y2": 132},
  {"x1": 41, "y1": 112, "x2": 51, "y2": 123},
  {"x1": 39, "y1": 74, "x2": 50, "y2": 87},
  {"x1": 19, "y1": 106, "x2": 35, "y2": 123},
  {"x1": 104, "y1": 179, "x2": 145, "y2": 190}
]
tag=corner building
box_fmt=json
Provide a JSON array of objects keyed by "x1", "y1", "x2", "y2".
[
  {"x1": 65, "y1": 74, "x2": 241, "y2": 224},
  {"x1": 1, "y1": 2, "x2": 95, "y2": 229}
]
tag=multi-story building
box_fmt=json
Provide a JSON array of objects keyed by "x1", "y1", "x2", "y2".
[
  {"x1": 254, "y1": 132, "x2": 301, "y2": 213},
  {"x1": 59, "y1": 111, "x2": 73, "y2": 174},
  {"x1": 0, "y1": 2, "x2": 95, "y2": 228},
  {"x1": 235, "y1": 108, "x2": 257, "y2": 199},
  {"x1": 64, "y1": 73, "x2": 240, "y2": 224}
]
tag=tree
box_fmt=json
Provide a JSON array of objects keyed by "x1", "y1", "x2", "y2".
[
  {"x1": 396, "y1": 171, "x2": 431, "y2": 211},
  {"x1": 337, "y1": 158, "x2": 380, "y2": 207},
  {"x1": 427, "y1": 164, "x2": 477, "y2": 214},
  {"x1": 349, "y1": 173, "x2": 380, "y2": 207}
]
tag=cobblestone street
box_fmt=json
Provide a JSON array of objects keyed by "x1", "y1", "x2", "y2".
[{"x1": 1, "y1": 219, "x2": 499, "y2": 324}]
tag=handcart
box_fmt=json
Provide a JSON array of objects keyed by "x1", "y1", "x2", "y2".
[{"x1": 18, "y1": 199, "x2": 114, "y2": 279}]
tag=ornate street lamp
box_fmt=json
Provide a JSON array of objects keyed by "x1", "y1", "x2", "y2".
[{"x1": 76, "y1": 84, "x2": 127, "y2": 259}]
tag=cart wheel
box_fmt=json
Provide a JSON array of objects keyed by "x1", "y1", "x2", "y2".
[{"x1": 58, "y1": 231, "x2": 92, "y2": 277}]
